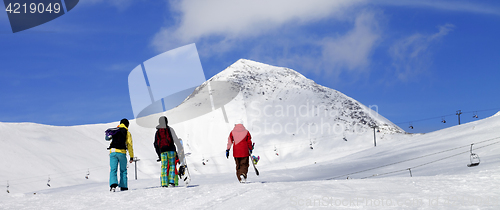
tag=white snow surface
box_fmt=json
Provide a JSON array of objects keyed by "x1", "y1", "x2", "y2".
[
  {"x1": 494, "y1": 111, "x2": 500, "y2": 117},
  {"x1": 0, "y1": 59, "x2": 499, "y2": 209}
]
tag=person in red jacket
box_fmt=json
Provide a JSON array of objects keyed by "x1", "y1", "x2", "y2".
[{"x1": 226, "y1": 121, "x2": 253, "y2": 183}]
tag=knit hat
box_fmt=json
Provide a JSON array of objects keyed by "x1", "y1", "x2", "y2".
[{"x1": 156, "y1": 116, "x2": 168, "y2": 129}]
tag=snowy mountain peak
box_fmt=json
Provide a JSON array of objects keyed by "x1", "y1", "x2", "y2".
[
  {"x1": 202, "y1": 59, "x2": 404, "y2": 135},
  {"x1": 228, "y1": 58, "x2": 274, "y2": 70},
  {"x1": 210, "y1": 59, "x2": 308, "y2": 86},
  {"x1": 133, "y1": 59, "x2": 405, "y2": 175}
]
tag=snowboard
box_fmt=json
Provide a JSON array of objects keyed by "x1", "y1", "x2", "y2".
[
  {"x1": 178, "y1": 162, "x2": 191, "y2": 186},
  {"x1": 177, "y1": 139, "x2": 191, "y2": 186},
  {"x1": 249, "y1": 143, "x2": 259, "y2": 176}
]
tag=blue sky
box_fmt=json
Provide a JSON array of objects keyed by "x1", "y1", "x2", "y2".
[{"x1": 0, "y1": 0, "x2": 499, "y2": 133}]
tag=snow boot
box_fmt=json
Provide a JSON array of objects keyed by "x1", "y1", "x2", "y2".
[
  {"x1": 239, "y1": 175, "x2": 246, "y2": 183},
  {"x1": 110, "y1": 184, "x2": 118, "y2": 192}
]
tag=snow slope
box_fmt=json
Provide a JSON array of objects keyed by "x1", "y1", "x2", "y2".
[
  {"x1": 1, "y1": 113, "x2": 499, "y2": 209},
  {"x1": 2, "y1": 170, "x2": 499, "y2": 209},
  {"x1": 0, "y1": 59, "x2": 499, "y2": 209}
]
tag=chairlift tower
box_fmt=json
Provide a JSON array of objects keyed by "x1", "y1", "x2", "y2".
[
  {"x1": 370, "y1": 125, "x2": 379, "y2": 147},
  {"x1": 456, "y1": 110, "x2": 463, "y2": 125},
  {"x1": 133, "y1": 157, "x2": 140, "y2": 180}
]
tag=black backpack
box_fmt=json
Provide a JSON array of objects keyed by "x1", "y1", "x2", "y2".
[{"x1": 105, "y1": 127, "x2": 127, "y2": 150}]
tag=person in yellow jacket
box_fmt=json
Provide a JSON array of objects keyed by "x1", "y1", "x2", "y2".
[{"x1": 106, "y1": 118, "x2": 134, "y2": 192}]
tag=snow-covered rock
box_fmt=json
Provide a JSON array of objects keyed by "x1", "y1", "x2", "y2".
[{"x1": 194, "y1": 59, "x2": 403, "y2": 134}]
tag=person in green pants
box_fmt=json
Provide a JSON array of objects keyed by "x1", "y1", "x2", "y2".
[{"x1": 154, "y1": 116, "x2": 185, "y2": 187}]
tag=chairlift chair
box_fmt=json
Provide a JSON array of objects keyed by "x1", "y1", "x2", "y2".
[{"x1": 467, "y1": 144, "x2": 480, "y2": 167}]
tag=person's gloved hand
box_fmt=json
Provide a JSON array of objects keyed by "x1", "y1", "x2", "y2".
[
  {"x1": 249, "y1": 150, "x2": 252, "y2": 155},
  {"x1": 226, "y1": 149, "x2": 230, "y2": 159}
]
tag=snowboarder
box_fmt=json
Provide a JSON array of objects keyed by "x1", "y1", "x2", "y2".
[
  {"x1": 154, "y1": 116, "x2": 185, "y2": 187},
  {"x1": 226, "y1": 120, "x2": 253, "y2": 183},
  {"x1": 106, "y1": 118, "x2": 135, "y2": 192}
]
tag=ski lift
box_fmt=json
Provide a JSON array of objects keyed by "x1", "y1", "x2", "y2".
[
  {"x1": 441, "y1": 117, "x2": 446, "y2": 123},
  {"x1": 473, "y1": 112, "x2": 478, "y2": 119},
  {"x1": 6, "y1": 181, "x2": 9, "y2": 193},
  {"x1": 409, "y1": 123, "x2": 414, "y2": 129},
  {"x1": 47, "y1": 176, "x2": 51, "y2": 187},
  {"x1": 467, "y1": 144, "x2": 480, "y2": 167},
  {"x1": 309, "y1": 141, "x2": 314, "y2": 150},
  {"x1": 85, "y1": 169, "x2": 90, "y2": 179},
  {"x1": 274, "y1": 146, "x2": 279, "y2": 156}
]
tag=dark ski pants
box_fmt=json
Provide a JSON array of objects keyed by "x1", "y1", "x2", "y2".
[{"x1": 234, "y1": 156, "x2": 249, "y2": 181}]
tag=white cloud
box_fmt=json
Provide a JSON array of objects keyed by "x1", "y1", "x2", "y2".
[
  {"x1": 389, "y1": 24, "x2": 454, "y2": 82},
  {"x1": 321, "y1": 11, "x2": 381, "y2": 72},
  {"x1": 152, "y1": 0, "x2": 499, "y2": 53},
  {"x1": 240, "y1": 11, "x2": 381, "y2": 81},
  {"x1": 151, "y1": 0, "x2": 382, "y2": 82},
  {"x1": 150, "y1": 0, "x2": 487, "y2": 83},
  {"x1": 373, "y1": 0, "x2": 500, "y2": 16},
  {"x1": 151, "y1": 0, "x2": 365, "y2": 52}
]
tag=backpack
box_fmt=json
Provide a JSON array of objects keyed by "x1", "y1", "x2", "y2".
[
  {"x1": 156, "y1": 127, "x2": 173, "y2": 149},
  {"x1": 105, "y1": 127, "x2": 128, "y2": 150}
]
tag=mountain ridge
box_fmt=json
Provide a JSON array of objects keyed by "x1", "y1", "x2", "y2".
[{"x1": 195, "y1": 59, "x2": 404, "y2": 134}]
